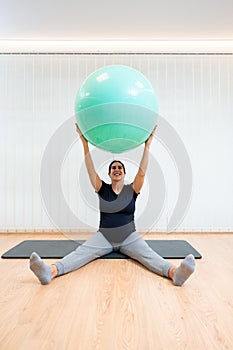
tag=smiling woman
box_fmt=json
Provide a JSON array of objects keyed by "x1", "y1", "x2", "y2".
[
  {"x1": 108, "y1": 161, "x2": 126, "y2": 177},
  {"x1": 29, "y1": 123, "x2": 195, "y2": 287}
]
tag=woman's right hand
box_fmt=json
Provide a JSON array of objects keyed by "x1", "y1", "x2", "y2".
[{"x1": 75, "y1": 123, "x2": 88, "y2": 145}]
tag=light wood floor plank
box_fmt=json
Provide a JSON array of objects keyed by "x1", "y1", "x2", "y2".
[{"x1": 0, "y1": 233, "x2": 232, "y2": 350}]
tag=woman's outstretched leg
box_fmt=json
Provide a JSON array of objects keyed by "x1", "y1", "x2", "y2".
[
  {"x1": 30, "y1": 231, "x2": 113, "y2": 285},
  {"x1": 120, "y1": 232, "x2": 195, "y2": 286}
]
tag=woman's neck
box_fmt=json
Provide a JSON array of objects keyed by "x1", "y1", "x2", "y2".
[{"x1": 111, "y1": 180, "x2": 124, "y2": 194}]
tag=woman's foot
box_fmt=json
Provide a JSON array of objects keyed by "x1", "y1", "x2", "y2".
[
  {"x1": 169, "y1": 254, "x2": 195, "y2": 286},
  {"x1": 30, "y1": 252, "x2": 52, "y2": 285}
]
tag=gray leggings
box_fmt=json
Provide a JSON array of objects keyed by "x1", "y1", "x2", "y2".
[
  {"x1": 54, "y1": 231, "x2": 173, "y2": 277},
  {"x1": 54, "y1": 231, "x2": 173, "y2": 278}
]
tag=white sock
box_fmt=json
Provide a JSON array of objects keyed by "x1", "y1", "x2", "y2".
[
  {"x1": 30, "y1": 252, "x2": 52, "y2": 285},
  {"x1": 173, "y1": 254, "x2": 195, "y2": 286}
]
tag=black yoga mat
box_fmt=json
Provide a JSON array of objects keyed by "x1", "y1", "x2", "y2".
[{"x1": 1, "y1": 240, "x2": 202, "y2": 259}]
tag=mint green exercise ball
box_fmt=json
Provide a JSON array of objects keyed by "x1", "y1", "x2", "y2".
[{"x1": 75, "y1": 65, "x2": 158, "y2": 153}]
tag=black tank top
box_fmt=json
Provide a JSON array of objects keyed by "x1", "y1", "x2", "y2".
[{"x1": 98, "y1": 181, "x2": 138, "y2": 244}]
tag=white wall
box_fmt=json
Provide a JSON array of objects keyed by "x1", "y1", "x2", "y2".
[{"x1": 1, "y1": 54, "x2": 233, "y2": 233}]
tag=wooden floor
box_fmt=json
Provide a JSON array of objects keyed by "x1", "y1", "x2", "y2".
[{"x1": 0, "y1": 232, "x2": 233, "y2": 350}]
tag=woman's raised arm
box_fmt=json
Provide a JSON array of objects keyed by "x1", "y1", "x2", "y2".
[{"x1": 76, "y1": 123, "x2": 102, "y2": 192}]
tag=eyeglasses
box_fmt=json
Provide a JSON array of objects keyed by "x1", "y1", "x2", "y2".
[{"x1": 111, "y1": 165, "x2": 123, "y2": 170}]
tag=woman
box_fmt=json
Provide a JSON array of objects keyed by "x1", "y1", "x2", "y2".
[{"x1": 30, "y1": 124, "x2": 195, "y2": 286}]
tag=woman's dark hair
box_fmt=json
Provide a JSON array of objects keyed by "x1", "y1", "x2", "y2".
[{"x1": 108, "y1": 160, "x2": 126, "y2": 174}]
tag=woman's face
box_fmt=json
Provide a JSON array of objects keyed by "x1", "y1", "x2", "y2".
[{"x1": 108, "y1": 161, "x2": 125, "y2": 182}]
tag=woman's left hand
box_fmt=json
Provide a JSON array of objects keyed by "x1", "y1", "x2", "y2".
[{"x1": 145, "y1": 125, "x2": 157, "y2": 148}]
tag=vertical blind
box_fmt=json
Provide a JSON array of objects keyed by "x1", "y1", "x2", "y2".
[{"x1": 1, "y1": 54, "x2": 233, "y2": 232}]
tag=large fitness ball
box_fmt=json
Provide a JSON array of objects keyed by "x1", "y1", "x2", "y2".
[{"x1": 75, "y1": 65, "x2": 158, "y2": 153}]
